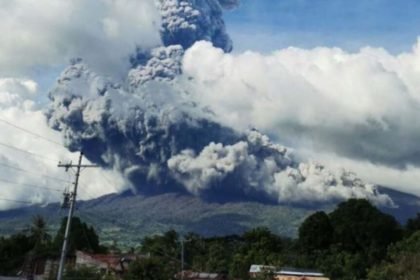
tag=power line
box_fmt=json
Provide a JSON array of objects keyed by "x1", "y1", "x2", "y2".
[
  {"x1": 0, "y1": 162, "x2": 71, "y2": 183},
  {"x1": 0, "y1": 141, "x2": 58, "y2": 163},
  {"x1": 0, "y1": 177, "x2": 64, "y2": 193},
  {"x1": 0, "y1": 117, "x2": 63, "y2": 147},
  {"x1": 0, "y1": 197, "x2": 39, "y2": 205}
]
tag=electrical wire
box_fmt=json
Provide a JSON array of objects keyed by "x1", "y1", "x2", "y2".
[
  {"x1": 0, "y1": 162, "x2": 71, "y2": 183},
  {"x1": 0, "y1": 197, "x2": 39, "y2": 205},
  {"x1": 0, "y1": 177, "x2": 63, "y2": 192},
  {"x1": 0, "y1": 141, "x2": 58, "y2": 163},
  {"x1": 0, "y1": 117, "x2": 63, "y2": 147}
]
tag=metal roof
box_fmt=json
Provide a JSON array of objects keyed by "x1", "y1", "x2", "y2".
[
  {"x1": 249, "y1": 265, "x2": 276, "y2": 273},
  {"x1": 278, "y1": 270, "x2": 324, "y2": 277}
]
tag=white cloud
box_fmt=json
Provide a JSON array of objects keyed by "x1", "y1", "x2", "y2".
[
  {"x1": 0, "y1": 0, "x2": 161, "y2": 76},
  {"x1": 0, "y1": 78, "x2": 128, "y2": 209},
  {"x1": 182, "y1": 40, "x2": 420, "y2": 177}
]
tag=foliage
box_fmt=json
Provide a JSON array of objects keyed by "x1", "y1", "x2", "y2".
[
  {"x1": 298, "y1": 211, "x2": 333, "y2": 252},
  {"x1": 368, "y1": 231, "x2": 420, "y2": 280},
  {"x1": 293, "y1": 199, "x2": 403, "y2": 279},
  {"x1": 406, "y1": 213, "x2": 420, "y2": 236},
  {"x1": 124, "y1": 257, "x2": 171, "y2": 280},
  {"x1": 0, "y1": 201, "x2": 419, "y2": 280},
  {"x1": 54, "y1": 216, "x2": 106, "y2": 254},
  {"x1": 141, "y1": 229, "x2": 179, "y2": 258},
  {"x1": 63, "y1": 265, "x2": 102, "y2": 280},
  {"x1": 330, "y1": 199, "x2": 402, "y2": 256},
  {"x1": 0, "y1": 215, "x2": 105, "y2": 276},
  {"x1": 0, "y1": 233, "x2": 35, "y2": 275}
]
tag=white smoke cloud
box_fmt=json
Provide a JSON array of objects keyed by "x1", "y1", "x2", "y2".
[
  {"x1": 182, "y1": 40, "x2": 420, "y2": 174},
  {"x1": 0, "y1": 0, "x2": 161, "y2": 76},
  {"x1": 168, "y1": 141, "x2": 252, "y2": 194},
  {"x1": 128, "y1": 45, "x2": 184, "y2": 86},
  {"x1": 168, "y1": 130, "x2": 394, "y2": 206},
  {"x1": 308, "y1": 151, "x2": 420, "y2": 199},
  {"x1": 0, "y1": 78, "x2": 128, "y2": 209}
]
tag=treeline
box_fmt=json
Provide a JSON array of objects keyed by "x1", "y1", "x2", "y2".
[
  {"x1": 136, "y1": 199, "x2": 420, "y2": 280},
  {"x1": 1, "y1": 199, "x2": 420, "y2": 280},
  {"x1": 0, "y1": 216, "x2": 105, "y2": 276}
]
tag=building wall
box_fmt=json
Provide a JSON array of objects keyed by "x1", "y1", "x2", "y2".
[{"x1": 275, "y1": 276, "x2": 329, "y2": 280}]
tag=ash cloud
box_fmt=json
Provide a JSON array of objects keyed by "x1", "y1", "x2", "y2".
[
  {"x1": 46, "y1": 60, "x2": 393, "y2": 206},
  {"x1": 157, "y1": 0, "x2": 235, "y2": 52},
  {"x1": 168, "y1": 130, "x2": 394, "y2": 205},
  {"x1": 45, "y1": 0, "x2": 394, "y2": 206}
]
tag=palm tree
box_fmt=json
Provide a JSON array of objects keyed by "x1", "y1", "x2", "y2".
[{"x1": 30, "y1": 215, "x2": 51, "y2": 251}]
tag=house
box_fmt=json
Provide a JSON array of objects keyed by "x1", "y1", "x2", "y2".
[
  {"x1": 175, "y1": 270, "x2": 226, "y2": 280},
  {"x1": 75, "y1": 250, "x2": 140, "y2": 274},
  {"x1": 249, "y1": 265, "x2": 329, "y2": 280},
  {"x1": 275, "y1": 268, "x2": 329, "y2": 280},
  {"x1": 249, "y1": 265, "x2": 277, "y2": 278}
]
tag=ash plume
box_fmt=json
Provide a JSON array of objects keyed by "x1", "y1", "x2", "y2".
[
  {"x1": 157, "y1": 0, "x2": 235, "y2": 52},
  {"x1": 45, "y1": 0, "x2": 394, "y2": 206}
]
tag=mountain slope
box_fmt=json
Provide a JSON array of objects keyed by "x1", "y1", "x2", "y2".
[
  {"x1": 0, "y1": 192, "x2": 314, "y2": 247},
  {"x1": 0, "y1": 187, "x2": 418, "y2": 248}
]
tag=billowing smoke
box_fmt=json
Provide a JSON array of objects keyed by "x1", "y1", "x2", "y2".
[
  {"x1": 168, "y1": 130, "x2": 393, "y2": 205},
  {"x1": 128, "y1": 0, "x2": 236, "y2": 85},
  {"x1": 157, "y1": 0, "x2": 236, "y2": 52},
  {"x1": 46, "y1": 0, "x2": 394, "y2": 206},
  {"x1": 129, "y1": 45, "x2": 184, "y2": 86}
]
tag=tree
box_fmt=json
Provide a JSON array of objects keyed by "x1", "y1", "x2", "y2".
[
  {"x1": 63, "y1": 266, "x2": 102, "y2": 280},
  {"x1": 406, "y1": 213, "x2": 420, "y2": 236},
  {"x1": 229, "y1": 253, "x2": 250, "y2": 280},
  {"x1": 123, "y1": 257, "x2": 170, "y2": 280},
  {"x1": 141, "y1": 229, "x2": 179, "y2": 258},
  {"x1": 241, "y1": 227, "x2": 283, "y2": 264},
  {"x1": 29, "y1": 215, "x2": 51, "y2": 254},
  {"x1": 368, "y1": 231, "x2": 420, "y2": 280},
  {"x1": 54, "y1": 217, "x2": 105, "y2": 254},
  {"x1": 321, "y1": 199, "x2": 403, "y2": 279},
  {"x1": 298, "y1": 211, "x2": 333, "y2": 252},
  {"x1": 0, "y1": 234, "x2": 34, "y2": 275},
  {"x1": 319, "y1": 248, "x2": 366, "y2": 280},
  {"x1": 205, "y1": 242, "x2": 230, "y2": 273},
  {"x1": 140, "y1": 230, "x2": 181, "y2": 276},
  {"x1": 329, "y1": 199, "x2": 402, "y2": 257}
]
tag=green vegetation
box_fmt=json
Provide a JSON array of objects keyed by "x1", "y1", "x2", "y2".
[
  {"x1": 368, "y1": 231, "x2": 420, "y2": 280},
  {"x1": 0, "y1": 199, "x2": 419, "y2": 280},
  {"x1": 54, "y1": 216, "x2": 107, "y2": 254},
  {"x1": 63, "y1": 266, "x2": 102, "y2": 280},
  {"x1": 123, "y1": 258, "x2": 171, "y2": 280},
  {"x1": 133, "y1": 199, "x2": 416, "y2": 280},
  {"x1": 0, "y1": 216, "x2": 106, "y2": 277},
  {"x1": 0, "y1": 193, "x2": 314, "y2": 248}
]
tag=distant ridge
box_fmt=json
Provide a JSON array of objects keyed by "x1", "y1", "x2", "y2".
[{"x1": 0, "y1": 186, "x2": 418, "y2": 248}]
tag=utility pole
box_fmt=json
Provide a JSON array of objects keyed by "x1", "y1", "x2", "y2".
[
  {"x1": 181, "y1": 238, "x2": 184, "y2": 280},
  {"x1": 56, "y1": 152, "x2": 98, "y2": 280}
]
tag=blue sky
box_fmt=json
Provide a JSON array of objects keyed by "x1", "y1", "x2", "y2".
[
  {"x1": 225, "y1": 0, "x2": 420, "y2": 53},
  {"x1": 30, "y1": 0, "x2": 420, "y2": 94}
]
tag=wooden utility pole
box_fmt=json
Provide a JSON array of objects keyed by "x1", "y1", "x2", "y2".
[
  {"x1": 181, "y1": 238, "x2": 185, "y2": 280},
  {"x1": 56, "y1": 152, "x2": 97, "y2": 280}
]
